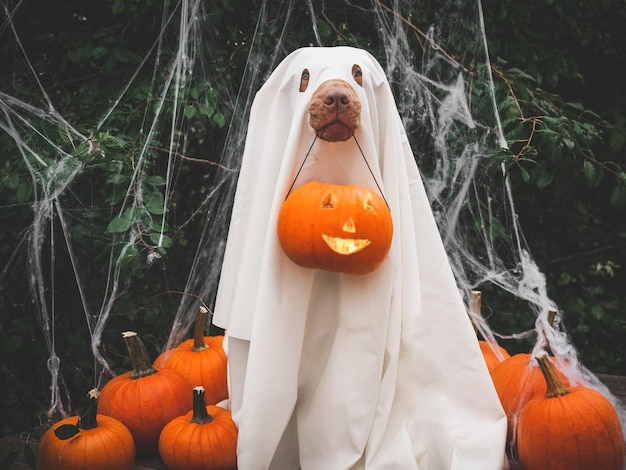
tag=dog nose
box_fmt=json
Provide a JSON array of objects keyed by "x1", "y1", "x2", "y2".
[{"x1": 322, "y1": 90, "x2": 351, "y2": 108}]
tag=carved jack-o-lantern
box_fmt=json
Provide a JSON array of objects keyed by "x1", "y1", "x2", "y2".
[{"x1": 277, "y1": 181, "x2": 393, "y2": 275}]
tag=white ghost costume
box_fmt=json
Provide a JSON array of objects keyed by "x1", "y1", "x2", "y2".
[{"x1": 213, "y1": 47, "x2": 507, "y2": 469}]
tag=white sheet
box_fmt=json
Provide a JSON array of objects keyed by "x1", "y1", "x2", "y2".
[{"x1": 213, "y1": 46, "x2": 507, "y2": 469}]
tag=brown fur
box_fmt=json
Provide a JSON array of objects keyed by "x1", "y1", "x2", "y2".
[{"x1": 308, "y1": 79, "x2": 361, "y2": 142}]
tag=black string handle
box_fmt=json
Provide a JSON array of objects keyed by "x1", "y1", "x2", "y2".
[
  {"x1": 284, "y1": 135, "x2": 318, "y2": 200},
  {"x1": 284, "y1": 133, "x2": 390, "y2": 210},
  {"x1": 352, "y1": 135, "x2": 390, "y2": 210}
]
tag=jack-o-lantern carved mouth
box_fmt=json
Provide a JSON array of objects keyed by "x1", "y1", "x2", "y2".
[
  {"x1": 321, "y1": 216, "x2": 371, "y2": 254},
  {"x1": 322, "y1": 235, "x2": 371, "y2": 255}
]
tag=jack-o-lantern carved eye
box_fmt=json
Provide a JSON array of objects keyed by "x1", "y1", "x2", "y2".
[
  {"x1": 299, "y1": 68, "x2": 310, "y2": 92},
  {"x1": 363, "y1": 196, "x2": 377, "y2": 214},
  {"x1": 321, "y1": 193, "x2": 336, "y2": 208},
  {"x1": 277, "y1": 181, "x2": 393, "y2": 275},
  {"x1": 352, "y1": 64, "x2": 363, "y2": 86}
]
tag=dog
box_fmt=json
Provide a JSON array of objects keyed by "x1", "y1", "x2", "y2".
[{"x1": 213, "y1": 47, "x2": 508, "y2": 469}]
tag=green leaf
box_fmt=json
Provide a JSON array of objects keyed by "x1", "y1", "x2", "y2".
[
  {"x1": 557, "y1": 272, "x2": 572, "y2": 285},
  {"x1": 1, "y1": 172, "x2": 20, "y2": 189},
  {"x1": 316, "y1": 19, "x2": 333, "y2": 38},
  {"x1": 101, "y1": 133, "x2": 128, "y2": 148},
  {"x1": 106, "y1": 215, "x2": 132, "y2": 233},
  {"x1": 112, "y1": 0, "x2": 125, "y2": 14},
  {"x1": 184, "y1": 105, "x2": 197, "y2": 119},
  {"x1": 207, "y1": 88, "x2": 219, "y2": 103},
  {"x1": 591, "y1": 305, "x2": 605, "y2": 320},
  {"x1": 540, "y1": 128, "x2": 560, "y2": 141},
  {"x1": 567, "y1": 101, "x2": 585, "y2": 111},
  {"x1": 582, "y1": 160, "x2": 597, "y2": 186},
  {"x1": 91, "y1": 46, "x2": 109, "y2": 60},
  {"x1": 189, "y1": 86, "x2": 201, "y2": 100},
  {"x1": 508, "y1": 67, "x2": 538, "y2": 83},
  {"x1": 562, "y1": 138, "x2": 575, "y2": 150},
  {"x1": 149, "y1": 232, "x2": 173, "y2": 248},
  {"x1": 16, "y1": 181, "x2": 33, "y2": 204},
  {"x1": 54, "y1": 424, "x2": 80, "y2": 440},
  {"x1": 143, "y1": 175, "x2": 167, "y2": 187},
  {"x1": 212, "y1": 113, "x2": 226, "y2": 128},
  {"x1": 519, "y1": 166, "x2": 530, "y2": 183},
  {"x1": 148, "y1": 217, "x2": 170, "y2": 231},
  {"x1": 199, "y1": 105, "x2": 215, "y2": 118},
  {"x1": 610, "y1": 185, "x2": 626, "y2": 209},
  {"x1": 143, "y1": 191, "x2": 165, "y2": 215}
]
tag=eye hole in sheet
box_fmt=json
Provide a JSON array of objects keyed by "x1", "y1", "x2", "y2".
[
  {"x1": 352, "y1": 64, "x2": 363, "y2": 86},
  {"x1": 300, "y1": 68, "x2": 310, "y2": 92}
]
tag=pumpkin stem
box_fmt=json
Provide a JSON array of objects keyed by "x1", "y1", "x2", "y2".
[
  {"x1": 547, "y1": 309, "x2": 557, "y2": 327},
  {"x1": 78, "y1": 388, "x2": 100, "y2": 430},
  {"x1": 122, "y1": 331, "x2": 158, "y2": 379},
  {"x1": 53, "y1": 389, "x2": 101, "y2": 440},
  {"x1": 536, "y1": 354, "x2": 569, "y2": 398},
  {"x1": 191, "y1": 307, "x2": 209, "y2": 352},
  {"x1": 469, "y1": 290, "x2": 481, "y2": 334},
  {"x1": 189, "y1": 386, "x2": 214, "y2": 425}
]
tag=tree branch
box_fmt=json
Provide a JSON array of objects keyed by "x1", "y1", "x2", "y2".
[
  {"x1": 547, "y1": 242, "x2": 626, "y2": 265},
  {"x1": 148, "y1": 144, "x2": 237, "y2": 172}
]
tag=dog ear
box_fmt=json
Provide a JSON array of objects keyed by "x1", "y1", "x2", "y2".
[
  {"x1": 352, "y1": 64, "x2": 363, "y2": 87},
  {"x1": 299, "y1": 68, "x2": 310, "y2": 92}
]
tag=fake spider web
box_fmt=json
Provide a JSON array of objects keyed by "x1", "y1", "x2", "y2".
[{"x1": 1, "y1": 0, "x2": 623, "y2": 437}]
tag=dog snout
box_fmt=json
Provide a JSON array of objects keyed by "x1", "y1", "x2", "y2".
[{"x1": 309, "y1": 79, "x2": 361, "y2": 142}]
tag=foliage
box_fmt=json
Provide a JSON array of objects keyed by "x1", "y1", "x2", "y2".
[
  {"x1": 1, "y1": 0, "x2": 625, "y2": 441},
  {"x1": 479, "y1": 0, "x2": 626, "y2": 374}
]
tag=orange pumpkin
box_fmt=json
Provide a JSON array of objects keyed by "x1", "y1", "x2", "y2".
[
  {"x1": 517, "y1": 355, "x2": 625, "y2": 470},
  {"x1": 277, "y1": 181, "x2": 393, "y2": 275},
  {"x1": 38, "y1": 388, "x2": 135, "y2": 470},
  {"x1": 159, "y1": 386, "x2": 238, "y2": 470},
  {"x1": 491, "y1": 352, "x2": 569, "y2": 442},
  {"x1": 478, "y1": 340, "x2": 510, "y2": 373},
  {"x1": 154, "y1": 306, "x2": 228, "y2": 405},
  {"x1": 99, "y1": 331, "x2": 192, "y2": 455}
]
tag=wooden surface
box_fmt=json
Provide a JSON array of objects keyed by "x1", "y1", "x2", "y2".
[
  {"x1": 597, "y1": 373, "x2": 626, "y2": 401},
  {"x1": 2, "y1": 374, "x2": 625, "y2": 469}
]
